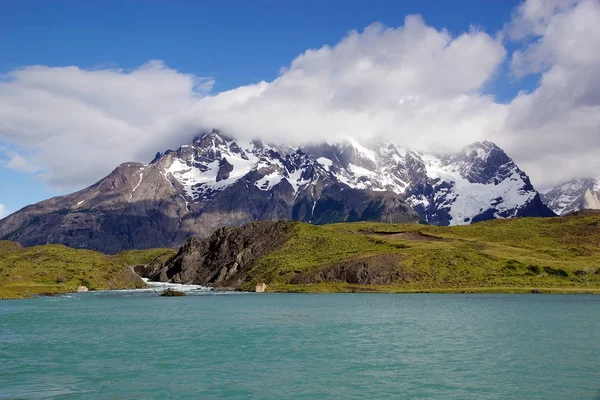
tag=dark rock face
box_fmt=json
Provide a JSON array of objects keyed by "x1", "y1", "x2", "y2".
[
  {"x1": 454, "y1": 141, "x2": 515, "y2": 185},
  {"x1": 216, "y1": 158, "x2": 234, "y2": 182},
  {"x1": 137, "y1": 221, "x2": 296, "y2": 286},
  {"x1": 0, "y1": 162, "x2": 187, "y2": 254}
]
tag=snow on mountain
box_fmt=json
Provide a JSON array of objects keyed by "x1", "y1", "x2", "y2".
[
  {"x1": 542, "y1": 178, "x2": 600, "y2": 215},
  {"x1": 152, "y1": 131, "x2": 552, "y2": 226},
  {"x1": 156, "y1": 132, "x2": 328, "y2": 202},
  {"x1": 304, "y1": 139, "x2": 552, "y2": 225},
  {"x1": 0, "y1": 129, "x2": 556, "y2": 253}
]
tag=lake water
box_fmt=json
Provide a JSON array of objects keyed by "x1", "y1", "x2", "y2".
[{"x1": 1, "y1": 292, "x2": 599, "y2": 399}]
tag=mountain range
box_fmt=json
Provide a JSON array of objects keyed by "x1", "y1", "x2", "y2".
[
  {"x1": 541, "y1": 178, "x2": 600, "y2": 215},
  {"x1": 0, "y1": 130, "x2": 555, "y2": 253}
]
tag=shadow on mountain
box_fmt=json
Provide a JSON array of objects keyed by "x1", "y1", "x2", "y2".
[{"x1": 0, "y1": 199, "x2": 183, "y2": 254}]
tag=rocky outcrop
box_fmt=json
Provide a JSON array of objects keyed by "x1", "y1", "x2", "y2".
[
  {"x1": 160, "y1": 288, "x2": 185, "y2": 296},
  {"x1": 216, "y1": 158, "x2": 234, "y2": 182},
  {"x1": 137, "y1": 221, "x2": 297, "y2": 287}
]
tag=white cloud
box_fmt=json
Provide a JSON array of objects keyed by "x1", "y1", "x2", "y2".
[
  {"x1": 192, "y1": 17, "x2": 507, "y2": 153},
  {"x1": 504, "y1": 0, "x2": 600, "y2": 189},
  {"x1": 506, "y1": 0, "x2": 580, "y2": 41},
  {"x1": 0, "y1": 204, "x2": 8, "y2": 219},
  {"x1": 0, "y1": 60, "x2": 213, "y2": 187},
  {"x1": 0, "y1": 1, "x2": 598, "y2": 192},
  {"x1": 0, "y1": 16, "x2": 506, "y2": 189},
  {"x1": 5, "y1": 154, "x2": 38, "y2": 173}
]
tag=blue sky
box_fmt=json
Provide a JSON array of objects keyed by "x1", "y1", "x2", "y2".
[
  {"x1": 1, "y1": 0, "x2": 598, "y2": 216},
  {"x1": 1, "y1": 1, "x2": 516, "y2": 89}
]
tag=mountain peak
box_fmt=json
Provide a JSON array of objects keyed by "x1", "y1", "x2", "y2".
[
  {"x1": 461, "y1": 141, "x2": 502, "y2": 159},
  {"x1": 192, "y1": 129, "x2": 230, "y2": 149}
]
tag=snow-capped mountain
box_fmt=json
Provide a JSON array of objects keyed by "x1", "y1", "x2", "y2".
[
  {"x1": 0, "y1": 130, "x2": 553, "y2": 253},
  {"x1": 0, "y1": 131, "x2": 419, "y2": 253},
  {"x1": 304, "y1": 139, "x2": 554, "y2": 225},
  {"x1": 541, "y1": 178, "x2": 600, "y2": 215}
]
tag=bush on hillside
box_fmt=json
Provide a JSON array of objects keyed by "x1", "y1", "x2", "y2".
[
  {"x1": 543, "y1": 266, "x2": 569, "y2": 277},
  {"x1": 527, "y1": 265, "x2": 541, "y2": 274}
]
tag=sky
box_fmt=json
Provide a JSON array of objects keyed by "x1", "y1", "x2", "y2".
[{"x1": 1, "y1": 0, "x2": 599, "y2": 218}]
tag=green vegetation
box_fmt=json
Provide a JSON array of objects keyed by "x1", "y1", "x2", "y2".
[
  {"x1": 0, "y1": 242, "x2": 174, "y2": 299},
  {"x1": 240, "y1": 214, "x2": 600, "y2": 293},
  {"x1": 114, "y1": 248, "x2": 176, "y2": 266},
  {"x1": 4, "y1": 214, "x2": 600, "y2": 298}
]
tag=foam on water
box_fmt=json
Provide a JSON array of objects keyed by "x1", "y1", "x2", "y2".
[
  {"x1": 141, "y1": 278, "x2": 212, "y2": 292},
  {"x1": 83, "y1": 279, "x2": 246, "y2": 297},
  {"x1": 84, "y1": 278, "x2": 216, "y2": 297}
]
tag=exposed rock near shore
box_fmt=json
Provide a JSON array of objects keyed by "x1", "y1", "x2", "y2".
[
  {"x1": 160, "y1": 288, "x2": 185, "y2": 296},
  {"x1": 136, "y1": 221, "x2": 297, "y2": 287}
]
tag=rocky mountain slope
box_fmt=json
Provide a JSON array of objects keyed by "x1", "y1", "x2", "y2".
[
  {"x1": 0, "y1": 130, "x2": 553, "y2": 253},
  {"x1": 541, "y1": 178, "x2": 600, "y2": 215}
]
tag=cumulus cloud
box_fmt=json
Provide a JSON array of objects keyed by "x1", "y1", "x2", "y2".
[
  {"x1": 0, "y1": 204, "x2": 8, "y2": 219},
  {"x1": 0, "y1": 1, "x2": 598, "y2": 192},
  {"x1": 0, "y1": 60, "x2": 213, "y2": 186},
  {"x1": 3, "y1": 153, "x2": 38, "y2": 173},
  {"x1": 193, "y1": 17, "x2": 507, "y2": 151},
  {"x1": 504, "y1": 0, "x2": 600, "y2": 189},
  {"x1": 0, "y1": 16, "x2": 506, "y2": 188},
  {"x1": 506, "y1": 0, "x2": 580, "y2": 41}
]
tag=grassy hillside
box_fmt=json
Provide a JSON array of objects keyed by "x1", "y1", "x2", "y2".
[
  {"x1": 0, "y1": 243, "x2": 175, "y2": 299},
  {"x1": 3, "y1": 214, "x2": 600, "y2": 298},
  {"x1": 240, "y1": 214, "x2": 600, "y2": 293}
]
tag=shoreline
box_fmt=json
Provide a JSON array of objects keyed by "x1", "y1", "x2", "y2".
[
  {"x1": 268, "y1": 286, "x2": 600, "y2": 295},
  {"x1": 2, "y1": 285, "x2": 600, "y2": 300}
]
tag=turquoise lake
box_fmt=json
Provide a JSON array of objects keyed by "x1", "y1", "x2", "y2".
[{"x1": 1, "y1": 292, "x2": 599, "y2": 399}]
